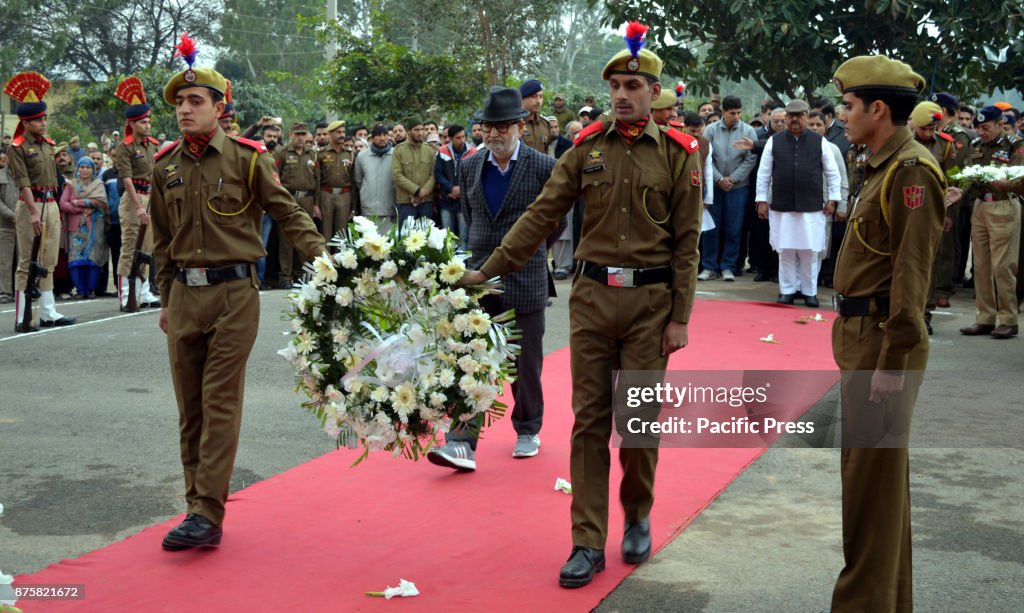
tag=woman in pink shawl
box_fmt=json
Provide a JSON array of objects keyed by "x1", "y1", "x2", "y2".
[{"x1": 59, "y1": 156, "x2": 108, "y2": 297}]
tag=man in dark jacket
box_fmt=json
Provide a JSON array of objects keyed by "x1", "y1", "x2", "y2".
[
  {"x1": 434, "y1": 124, "x2": 478, "y2": 249},
  {"x1": 426, "y1": 87, "x2": 558, "y2": 471}
]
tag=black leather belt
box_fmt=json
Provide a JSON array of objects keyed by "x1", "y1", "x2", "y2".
[
  {"x1": 290, "y1": 189, "x2": 314, "y2": 198},
  {"x1": 833, "y1": 294, "x2": 890, "y2": 317},
  {"x1": 175, "y1": 264, "x2": 250, "y2": 287},
  {"x1": 578, "y1": 261, "x2": 671, "y2": 288}
]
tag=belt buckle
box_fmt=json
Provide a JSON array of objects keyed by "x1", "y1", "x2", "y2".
[
  {"x1": 607, "y1": 267, "x2": 636, "y2": 288},
  {"x1": 185, "y1": 268, "x2": 209, "y2": 286},
  {"x1": 832, "y1": 294, "x2": 841, "y2": 313}
]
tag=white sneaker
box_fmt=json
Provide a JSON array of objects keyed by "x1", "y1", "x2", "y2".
[
  {"x1": 697, "y1": 270, "x2": 719, "y2": 281},
  {"x1": 427, "y1": 441, "x2": 476, "y2": 471},
  {"x1": 721, "y1": 270, "x2": 735, "y2": 281},
  {"x1": 512, "y1": 434, "x2": 541, "y2": 458}
]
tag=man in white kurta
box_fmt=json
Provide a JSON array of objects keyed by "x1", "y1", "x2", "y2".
[{"x1": 755, "y1": 99, "x2": 841, "y2": 307}]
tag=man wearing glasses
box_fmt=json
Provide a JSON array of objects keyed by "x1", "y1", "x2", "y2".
[{"x1": 428, "y1": 87, "x2": 559, "y2": 469}]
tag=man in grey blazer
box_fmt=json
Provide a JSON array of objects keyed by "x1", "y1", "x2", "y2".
[{"x1": 427, "y1": 87, "x2": 558, "y2": 471}]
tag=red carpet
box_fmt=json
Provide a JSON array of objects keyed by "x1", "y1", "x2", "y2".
[{"x1": 17, "y1": 300, "x2": 837, "y2": 612}]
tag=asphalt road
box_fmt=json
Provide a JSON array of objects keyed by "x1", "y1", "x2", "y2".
[{"x1": 1, "y1": 274, "x2": 1021, "y2": 611}]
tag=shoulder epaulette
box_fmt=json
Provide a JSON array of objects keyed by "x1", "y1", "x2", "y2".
[
  {"x1": 971, "y1": 137, "x2": 982, "y2": 146},
  {"x1": 44, "y1": 137, "x2": 55, "y2": 146},
  {"x1": 148, "y1": 136, "x2": 159, "y2": 145},
  {"x1": 154, "y1": 140, "x2": 180, "y2": 162},
  {"x1": 233, "y1": 136, "x2": 267, "y2": 154},
  {"x1": 123, "y1": 135, "x2": 135, "y2": 145},
  {"x1": 11, "y1": 135, "x2": 25, "y2": 147},
  {"x1": 659, "y1": 125, "x2": 699, "y2": 153},
  {"x1": 937, "y1": 132, "x2": 953, "y2": 143},
  {"x1": 573, "y1": 120, "x2": 606, "y2": 147}
]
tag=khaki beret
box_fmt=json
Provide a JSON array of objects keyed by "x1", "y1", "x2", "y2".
[
  {"x1": 326, "y1": 120, "x2": 346, "y2": 132},
  {"x1": 832, "y1": 55, "x2": 925, "y2": 95},
  {"x1": 910, "y1": 102, "x2": 943, "y2": 127},
  {"x1": 602, "y1": 48, "x2": 663, "y2": 81},
  {"x1": 162, "y1": 67, "x2": 228, "y2": 106},
  {"x1": 652, "y1": 88, "x2": 677, "y2": 110},
  {"x1": 53, "y1": 142, "x2": 68, "y2": 154}
]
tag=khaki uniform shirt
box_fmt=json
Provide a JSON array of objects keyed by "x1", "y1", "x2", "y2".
[
  {"x1": 150, "y1": 129, "x2": 325, "y2": 304},
  {"x1": 318, "y1": 146, "x2": 355, "y2": 188},
  {"x1": 273, "y1": 143, "x2": 320, "y2": 192},
  {"x1": 6, "y1": 138, "x2": 57, "y2": 196},
  {"x1": 554, "y1": 108, "x2": 575, "y2": 132},
  {"x1": 521, "y1": 114, "x2": 550, "y2": 154},
  {"x1": 481, "y1": 120, "x2": 704, "y2": 324},
  {"x1": 834, "y1": 128, "x2": 945, "y2": 371},
  {"x1": 113, "y1": 136, "x2": 158, "y2": 183},
  {"x1": 390, "y1": 141, "x2": 435, "y2": 204},
  {"x1": 939, "y1": 122, "x2": 972, "y2": 169},
  {"x1": 963, "y1": 135, "x2": 1024, "y2": 203}
]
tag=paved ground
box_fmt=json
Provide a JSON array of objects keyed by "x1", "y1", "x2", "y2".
[{"x1": 0, "y1": 273, "x2": 1021, "y2": 611}]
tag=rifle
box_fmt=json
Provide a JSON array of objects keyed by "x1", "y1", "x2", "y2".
[
  {"x1": 20, "y1": 234, "x2": 47, "y2": 331},
  {"x1": 125, "y1": 223, "x2": 153, "y2": 313}
]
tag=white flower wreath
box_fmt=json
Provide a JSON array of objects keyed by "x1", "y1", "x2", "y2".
[
  {"x1": 279, "y1": 216, "x2": 520, "y2": 463},
  {"x1": 948, "y1": 164, "x2": 1024, "y2": 185}
]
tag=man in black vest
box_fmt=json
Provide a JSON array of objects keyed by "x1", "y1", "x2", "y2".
[{"x1": 754, "y1": 99, "x2": 842, "y2": 307}]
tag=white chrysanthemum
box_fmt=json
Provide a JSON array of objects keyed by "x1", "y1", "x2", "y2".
[
  {"x1": 439, "y1": 259, "x2": 466, "y2": 284},
  {"x1": 391, "y1": 382, "x2": 418, "y2": 414},
  {"x1": 447, "y1": 288, "x2": 470, "y2": 309},
  {"x1": 371, "y1": 386, "x2": 390, "y2": 402},
  {"x1": 352, "y1": 216, "x2": 379, "y2": 237},
  {"x1": 435, "y1": 319, "x2": 454, "y2": 339},
  {"x1": 335, "y1": 249, "x2": 358, "y2": 269},
  {"x1": 379, "y1": 260, "x2": 398, "y2": 279},
  {"x1": 452, "y1": 314, "x2": 469, "y2": 333},
  {"x1": 363, "y1": 234, "x2": 391, "y2": 261},
  {"x1": 469, "y1": 338, "x2": 488, "y2": 354},
  {"x1": 409, "y1": 265, "x2": 433, "y2": 287},
  {"x1": 354, "y1": 270, "x2": 376, "y2": 297},
  {"x1": 333, "y1": 327, "x2": 350, "y2": 345},
  {"x1": 312, "y1": 252, "x2": 339, "y2": 284},
  {"x1": 403, "y1": 230, "x2": 428, "y2": 253},
  {"x1": 459, "y1": 374, "x2": 477, "y2": 392},
  {"x1": 343, "y1": 377, "x2": 365, "y2": 394},
  {"x1": 430, "y1": 392, "x2": 447, "y2": 407},
  {"x1": 438, "y1": 368, "x2": 456, "y2": 387},
  {"x1": 457, "y1": 354, "x2": 479, "y2": 374},
  {"x1": 335, "y1": 286, "x2": 354, "y2": 306},
  {"x1": 469, "y1": 385, "x2": 498, "y2": 410}
]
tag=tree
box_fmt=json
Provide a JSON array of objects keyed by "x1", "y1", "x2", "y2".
[
  {"x1": 0, "y1": 0, "x2": 220, "y2": 82},
  {"x1": 319, "y1": 17, "x2": 486, "y2": 122},
  {"x1": 603, "y1": 0, "x2": 1024, "y2": 102},
  {"x1": 218, "y1": 0, "x2": 322, "y2": 85}
]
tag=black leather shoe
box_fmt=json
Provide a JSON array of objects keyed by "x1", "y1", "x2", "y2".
[
  {"x1": 142, "y1": 300, "x2": 161, "y2": 308},
  {"x1": 622, "y1": 518, "x2": 652, "y2": 564},
  {"x1": 925, "y1": 319, "x2": 933, "y2": 335},
  {"x1": 960, "y1": 323, "x2": 995, "y2": 336},
  {"x1": 777, "y1": 293, "x2": 796, "y2": 305},
  {"x1": 14, "y1": 322, "x2": 39, "y2": 333},
  {"x1": 40, "y1": 316, "x2": 76, "y2": 328},
  {"x1": 990, "y1": 324, "x2": 1019, "y2": 339},
  {"x1": 753, "y1": 272, "x2": 771, "y2": 282},
  {"x1": 558, "y1": 546, "x2": 605, "y2": 588},
  {"x1": 803, "y1": 295, "x2": 820, "y2": 308},
  {"x1": 162, "y1": 513, "x2": 223, "y2": 551}
]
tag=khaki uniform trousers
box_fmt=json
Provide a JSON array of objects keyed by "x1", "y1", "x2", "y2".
[
  {"x1": 15, "y1": 198, "x2": 60, "y2": 292},
  {"x1": 117, "y1": 193, "x2": 153, "y2": 278},
  {"x1": 831, "y1": 313, "x2": 927, "y2": 613},
  {"x1": 167, "y1": 276, "x2": 260, "y2": 526},
  {"x1": 930, "y1": 209, "x2": 958, "y2": 301},
  {"x1": 970, "y1": 199, "x2": 1021, "y2": 326},
  {"x1": 567, "y1": 275, "x2": 671, "y2": 549},
  {"x1": 320, "y1": 189, "x2": 352, "y2": 243},
  {"x1": 279, "y1": 193, "x2": 315, "y2": 282}
]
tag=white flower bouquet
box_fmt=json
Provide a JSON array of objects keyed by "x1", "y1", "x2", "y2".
[
  {"x1": 947, "y1": 164, "x2": 1024, "y2": 186},
  {"x1": 280, "y1": 216, "x2": 519, "y2": 463}
]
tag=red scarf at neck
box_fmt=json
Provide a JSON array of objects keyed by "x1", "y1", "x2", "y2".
[
  {"x1": 183, "y1": 128, "x2": 218, "y2": 159},
  {"x1": 615, "y1": 115, "x2": 649, "y2": 146}
]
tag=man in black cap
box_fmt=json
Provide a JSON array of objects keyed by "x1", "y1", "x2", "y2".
[
  {"x1": 956, "y1": 105, "x2": 1024, "y2": 339},
  {"x1": 427, "y1": 87, "x2": 558, "y2": 470},
  {"x1": 519, "y1": 79, "x2": 549, "y2": 154}
]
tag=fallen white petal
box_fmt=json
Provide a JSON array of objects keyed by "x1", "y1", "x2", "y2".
[
  {"x1": 554, "y1": 478, "x2": 572, "y2": 494},
  {"x1": 383, "y1": 578, "x2": 419, "y2": 599},
  {"x1": 759, "y1": 333, "x2": 779, "y2": 343}
]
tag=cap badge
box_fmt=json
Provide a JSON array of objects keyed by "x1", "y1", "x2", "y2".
[
  {"x1": 184, "y1": 69, "x2": 197, "y2": 83},
  {"x1": 627, "y1": 57, "x2": 640, "y2": 71}
]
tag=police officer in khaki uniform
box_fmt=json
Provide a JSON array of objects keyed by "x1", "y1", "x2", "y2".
[
  {"x1": 829, "y1": 55, "x2": 945, "y2": 613},
  {"x1": 929, "y1": 93, "x2": 973, "y2": 308},
  {"x1": 390, "y1": 118, "x2": 435, "y2": 222},
  {"x1": 151, "y1": 42, "x2": 325, "y2": 550},
  {"x1": 956, "y1": 105, "x2": 1024, "y2": 339},
  {"x1": 274, "y1": 122, "x2": 320, "y2": 287},
  {"x1": 113, "y1": 76, "x2": 161, "y2": 310},
  {"x1": 317, "y1": 119, "x2": 355, "y2": 242},
  {"x1": 462, "y1": 25, "x2": 703, "y2": 588},
  {"x1": 4, "y1": 72, "x2": 76, "y2": 332},
  {"x1": 519, "y1": 79, "x2": 550, "y2": 154},
  {"x1": 909, "y1": 101, "x2": 957, "y2": 334}
]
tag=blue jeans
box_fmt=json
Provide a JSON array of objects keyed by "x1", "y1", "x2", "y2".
[
  {"x1": 701, "y1": 185, "x2": 748, "y2": 273},
  {"x1": 257, "y1": 214, "x2": 274, "y2": 282},
  {"x1": 439, "y1": 199, "x2": 468, "y2": 249}
]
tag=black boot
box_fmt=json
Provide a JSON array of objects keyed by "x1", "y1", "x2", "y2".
[{"x1": 558, "y1": 546, "x2": 605, "y2": 588}]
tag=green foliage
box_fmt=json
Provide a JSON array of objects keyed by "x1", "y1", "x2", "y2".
[
  {"x1": 604, "y1": 0, "x2": 1024, "y2": 103},
  {"x1": 319, "y1": 19, "x2": 486, "y2": 123}
]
